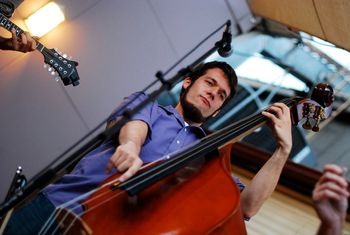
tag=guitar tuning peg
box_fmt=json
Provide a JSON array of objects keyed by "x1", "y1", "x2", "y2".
[
  {"x1": 43, "y1": 64, "x2": 48, "y2": 68},
  {"x1": 54, "y1": 77, "x2": 60, "y2": 82},
  {"x1": 48, "y1": 67, "x2": 53, "y2": 72},
  {"x1": 51, "y1": 71, "x2": 56, "y2": 76},
  {"x1": 63, "y1": 54, "x2": 67, "y2": 58}
]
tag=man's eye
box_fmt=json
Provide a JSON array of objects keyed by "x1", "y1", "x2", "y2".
[{"x1": 206, "y1": 80, "x2": 213, "y2": 86}]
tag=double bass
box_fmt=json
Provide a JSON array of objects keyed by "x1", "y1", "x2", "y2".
[{"x1": 38, "y1": 84, "x2": 334, "y2": 235}]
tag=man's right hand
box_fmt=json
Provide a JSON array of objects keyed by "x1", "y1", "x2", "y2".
[
  {"x1": 105, "y1": 120, "x2": 148, "y2": 182},
  {"x1": 106, "y1": 141, "x2": 143, "y2": 182}
]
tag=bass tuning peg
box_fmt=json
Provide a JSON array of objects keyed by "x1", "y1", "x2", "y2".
[{"x1": 302, "y1": 117, "x2": 312, "y2": 130}]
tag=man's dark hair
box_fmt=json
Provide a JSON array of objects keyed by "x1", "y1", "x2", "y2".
[{"x1": 181, "y1": 61, "x2": 238, "y2": 107}]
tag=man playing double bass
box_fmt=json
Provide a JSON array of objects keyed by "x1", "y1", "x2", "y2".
[{"x1": 3, "y1": 61, "x2": 292, "y2": 234}]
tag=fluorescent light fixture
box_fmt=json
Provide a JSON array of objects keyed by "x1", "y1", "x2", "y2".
[
  {"x1": 236, "y1": 57, "x2": 308, "y2": 92},
  {"x1": 25, "y1": 2, "x2": 65, "y2": 37}
]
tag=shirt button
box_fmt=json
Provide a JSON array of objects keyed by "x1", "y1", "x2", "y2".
[{"x1": 176, "y1": 140, "x2": 180, "y2": 144}]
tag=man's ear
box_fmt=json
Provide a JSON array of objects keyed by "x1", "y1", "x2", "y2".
[{"x1": 182, "y1": 77, "x2": 192, "y2": 89}]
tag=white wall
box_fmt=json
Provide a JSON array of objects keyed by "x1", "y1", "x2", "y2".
[{"x1": 0, "y1": 0, "x2": 254, "y2": 200}]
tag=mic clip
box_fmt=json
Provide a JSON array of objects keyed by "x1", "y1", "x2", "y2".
[{"x1": 217, "y1": 20, "x2": 233, "y2": 58}]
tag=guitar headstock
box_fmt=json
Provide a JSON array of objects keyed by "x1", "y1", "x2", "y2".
[
  {"x1": 290, "y1": 83, "x2": 334, "y2": 132},
  {"x1": 42, "y1": 48, "x2": 80, "y2": 86}
]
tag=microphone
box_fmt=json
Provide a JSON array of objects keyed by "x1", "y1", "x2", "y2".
[{"x1": 218, "y1": 20, "x2": 233, "y2": 58}]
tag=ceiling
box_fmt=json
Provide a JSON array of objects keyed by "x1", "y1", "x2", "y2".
[{"x1": 249, "y1": 0, "x2": 350, "y2": 52}]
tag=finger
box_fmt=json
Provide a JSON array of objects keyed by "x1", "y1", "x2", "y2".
[
  {"x1": 113, "y1": 154, "x2": 126, "y2": 167},
  {"x1": 106, "y1": 153, "x2": 124, "y2": 173},
  {"x1": 22, "y1": 32, "x2": 32, "y2": 52},
  {"x1": 316, "y1": 182, "x2": 350, "y2": 198},
  {"x1": 319, "y1": 171, "x2": 348, "y2": 188},
  {"x1": 106, "y1": 160, "x2": 114, "y2": 173},
  {"x1": 313, "y1": 188, "x2": 344, "y2": 201},
  {"x1": 11, "y1": 29, "x2": 19, "y2": 50},
  {"x1": 261, "y1": 110, "x2": 278, "y2": 123},
  {"x1": 272, "y1": 102, "x2": 289, "y2": 112},
  {"x1": 119, "y1": 160, "x2": 142, "y2": 182},
  {"x1": 116, "y1": 159, "x2": 131, "y2": 172},
  {"x1": 266, "y1": 106, "x2": 282, "y2": 116},
  {"x1": 25, "y1": 32, "x2": 36, "y2": 50},
  {"x1": 21, "y1": 32, "x2": 28, "y2": 46},
  {"x1": 17, "y1": 34, "x2": 28, "y2": 52},
  {"x1": 324, "y1": 164, "x2": 347, "y2": 176}
]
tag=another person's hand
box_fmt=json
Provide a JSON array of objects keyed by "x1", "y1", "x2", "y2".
[
  {"x1": 261, "y1": 103, "x2": 292, "y2": 153},
  {"x1": 313, "y1": 164, "x2": 349, "y2": 235},
  {"x1": 11, "y1": 29, "x2": 37, "y2": 52},
  {"x1": 106, "y1": 141, "x2": 143, "y2": 182},
  {"x1": 1, "y1": 29, "x2": 37, "y2": 52}
]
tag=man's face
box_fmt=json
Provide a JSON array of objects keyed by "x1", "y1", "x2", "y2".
[{"x1": 180, "y1": 68, "x2": 231, "y2": 123}]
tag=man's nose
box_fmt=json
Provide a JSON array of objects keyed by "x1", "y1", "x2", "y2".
[
  {"x1": 208, "y1": 88, "x2": 219, "y2": 100},
  {"x1": 207, "y1": 90, "x2": 214, "y2": 100}
]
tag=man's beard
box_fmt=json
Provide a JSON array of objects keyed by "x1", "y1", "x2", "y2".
[{"x1": 180, "y1": 88, "x2": 206, "y2": 124}]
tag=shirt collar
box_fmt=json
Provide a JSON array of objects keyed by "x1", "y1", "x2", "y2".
[{"x1": 161, "y1": 105, "x2": 206, "y2": 137}]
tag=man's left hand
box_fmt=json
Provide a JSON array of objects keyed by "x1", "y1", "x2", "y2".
[{"x1": 261, "y1": 103, "x2": 292, "y2": 153}]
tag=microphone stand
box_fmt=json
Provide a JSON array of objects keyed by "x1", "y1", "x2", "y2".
[{"x1": 0, "y1": 20, "x2": 232, "y2": 216}]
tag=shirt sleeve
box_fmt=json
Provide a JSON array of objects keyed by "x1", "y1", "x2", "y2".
[
  {"x1": 231, "y1": 174, "x2": 251, "y2": 221},
  {"x1": 107, "y1": 92, "x2": 156, "y2": 139},
  {"x1": 231, "y1": 174, "x2": 245, "y2": 192}
]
